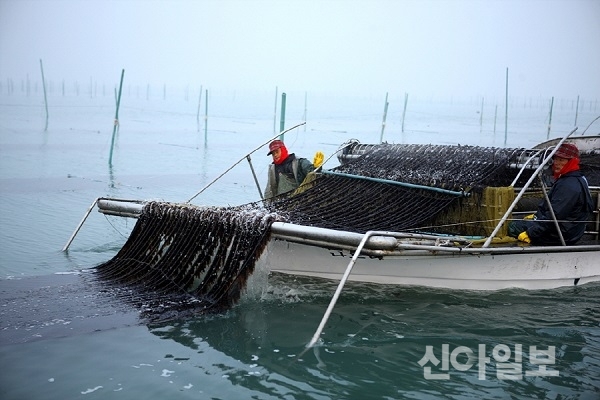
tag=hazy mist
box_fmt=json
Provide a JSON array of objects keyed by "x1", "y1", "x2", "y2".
[{"x1": 1, "y1": 0, "x2": 599, "y2": 99}]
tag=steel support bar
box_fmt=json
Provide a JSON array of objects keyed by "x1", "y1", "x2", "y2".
[
  {"x1": 307, "y1": 230, "x2": 380, "y2": 348},
  {"x1": 539, "y1": 175, "x2": 566, "y2": 246},
  {"x1": 62, "y1": 198, "x2": 99, "y2": 252},
  {"x1": 483, "y1": 127, "x2": 577, "y2": 247}
]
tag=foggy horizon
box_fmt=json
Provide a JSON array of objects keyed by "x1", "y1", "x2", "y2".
[{"x1": 1, "y1": 0, "x2": 599, "y2": 100}]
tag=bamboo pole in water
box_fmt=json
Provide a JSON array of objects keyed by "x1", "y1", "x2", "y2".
[
  {"x1": 504, "y1": 68, "x2": 508, "y2": 146},
  {"x1": 303, "y1": 91, "x2": 307, "y2": 132},
  {"x1": 574, "y1": 95, "x2": 580, "y2": 127},
  {"x1": 273, "y1": 86, "x2": 278, "y2": 134},
  {"x1": 39, "y1": 59, "x2": 49, "y2": 131},
  {"x1": 479, "y1": 97, "x2": 484, "y2": 133},
  {"x1": 493, "y1": 104, "x2": 498, "y2": 136},
  {"x1": 379, "y1": 92, "x2": 389, "y2": 143},
  {"x1": 547, "y1": 96, "x2": 554, "y2": 139},
  {"x1": 204, "y1": 89, "x2": 208, "y2": 144},
  {"x1": 196, "y1": 85, "x2": 203, "y2": 132},
  {"x1": 279, "y1": 92, "x2": 286, "y2": 141},
  {"x1": 401, "y1": 93, "x2": 408, "y2": 133},
  {"x1": 108, "y1": 69, "x2": 125, "y2": 166}
]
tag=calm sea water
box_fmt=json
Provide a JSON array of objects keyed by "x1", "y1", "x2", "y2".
[{"x1": 1, "y1": 90, "x2": 599, "y2": 399}]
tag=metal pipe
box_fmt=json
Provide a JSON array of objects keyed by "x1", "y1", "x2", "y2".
[
  {"x1": 246, "y1": 154, "x2": 264, "y2": 200},
  {"x1": 510, "y1": 149, "x2": 543, "y2": 187},
  {"x1": 62, "y1": 198, "x2": 99, "y2": 252},
  {"x1": 271, "y1": 222, "x2": 398, "y2": 250},
  {"x1": 305, "y1": 225, "x2": 599, "y2": 349},
  {"x1": 186, "y1": 122, "x2": 306, "y2": 203},
  {"x1": 539, "y1": 175, "x2": 566, "y2": 246},
  {"x1": 274, "y1": 233, "x2": 599, "y2": 256},
  {"x1": 393, "y1": 242, "x2": 599, "y2": 254},
  {"x1": 482, "y1": 127, "x2": 578, "y2": 247},
  {"x1": 97, "y1": 198, "x2": 144, "y2": 217},
  {"x1": 63, "y1": 197, "x2": 146, "y2": 251},
  {"x1": 320, "y1": 169, "x2": 468, "y2": 197},
  {"x1": 307, "y1": 230, "x2": 381, "y2": 348}
]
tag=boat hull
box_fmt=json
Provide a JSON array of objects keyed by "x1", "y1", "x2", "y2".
[{"x1": 265, "y1": 239, "x2": 600, "y2": 290}]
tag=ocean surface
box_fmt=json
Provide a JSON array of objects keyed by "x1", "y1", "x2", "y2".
[{"x1": 1, "y1": 87, "x2": 599, "y2": 399}]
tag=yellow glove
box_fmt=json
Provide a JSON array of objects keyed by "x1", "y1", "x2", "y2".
[
  {"x1": 313, "y1": 151, "x2": 325, "y2": 168},
  {"x1": 523, "y1": 214, "x2": 536, "y2": 220},
  {"x1": 517, "y1": 231, "x2": 531, "y2": 244}
]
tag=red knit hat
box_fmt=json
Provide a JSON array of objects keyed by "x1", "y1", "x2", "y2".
[
  {"x1": 554, "y1": 143, "x2": 579, "y2": 159},
  {"x1": 267, "y1": 140, "x2": 286, "y2": 155}
]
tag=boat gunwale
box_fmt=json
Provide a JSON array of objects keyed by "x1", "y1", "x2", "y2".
[{"x1": 270, "y1": 230, "x2": 600, "y2": 258}]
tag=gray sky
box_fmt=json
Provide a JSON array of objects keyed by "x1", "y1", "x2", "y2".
[{"x1": 1, "y1": 0, "x2": 599, "y2": 99}]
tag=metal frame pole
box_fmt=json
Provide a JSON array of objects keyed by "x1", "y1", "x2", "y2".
[
  {"x1": 62, "y1": 198, "x2": 99, "y2": 252},
  {"x1": 186, "y1": 122, "x2": 306, "y2": 203}
]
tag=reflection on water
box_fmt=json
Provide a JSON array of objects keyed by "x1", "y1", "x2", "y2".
[
  {"x1": 145, "y1": 276, "x2": 600, "y2": 399},
  {"x1": 1, "y1": 93, "x2": 599, "y2": 398}
]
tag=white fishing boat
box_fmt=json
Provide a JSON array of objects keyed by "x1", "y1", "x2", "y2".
[
  {"x1": 264, "y1": 132, "x2": 600, "y2": 291},
  {"x1": 66, "y1": 130, "x2": 600, "y2": 294}
]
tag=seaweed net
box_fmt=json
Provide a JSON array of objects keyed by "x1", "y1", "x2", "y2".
[
  {"x1": 95, "y1": 202, "x2": 281, "y2": 320},
  {"x1": 265, "y1": 143, "x2": 531, "y2": 235}
]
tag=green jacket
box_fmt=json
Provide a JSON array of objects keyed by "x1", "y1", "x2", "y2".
[{"x1": 264, "y1": 154, "x2": 314, "y2": 199}]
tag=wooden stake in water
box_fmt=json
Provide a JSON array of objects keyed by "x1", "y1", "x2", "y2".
[
  {"x1": 379, "y1": 92, "x2": 389, "y2": 143},
  {"x1": 493, "y1": 104, "x2": 498, "y2": 137},
  {"x1": 401, "y1": 93, "x2": 409, "y2": 133},
  {"x1": 279, "y1": 92, "x2": 287, "y2": 141},
  {"x1": 196, "y1": 85, "x2": 203, "y2": 132},
  {"x1": 574, "y1": 95, "x2": 580, "y2": 127},
  {"x1": 204, "y1": 89, "x2": 208, "y2": 144},
  {"x1": 39, "y1": 59, "x2": 49, "y2": 131},
  {"x1": 547, "y1": 96, "x2": 554, "y2": 139},
  {"x1": 504, "y1": 67, "x2": 508, "y2": 146},
  {"x1": 109, "y1": 69, "x2": 125, "y2": 166},
  {"x1": 479, "y1": 97, "x2": 484, "y2": 133},
  {"x1": 303, "y1": 91, "x2": 308, "y2": 132},
  {"x1": 273, "y1": 86, "x2": 278, "y2": 135}
]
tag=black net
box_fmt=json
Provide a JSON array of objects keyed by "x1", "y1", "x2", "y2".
[
  {"x1": 579, "y1": 153, "x2": 600, "y2": 185},
  {"x1": 95, "y1": 202, "x2": 281, "y2": 320},
  {"x1": 335, "y1": 143, "x2": 526, "y2": 191},
  {"x1": 265, "y1": 143, "x2": 532, "y2": 234}
]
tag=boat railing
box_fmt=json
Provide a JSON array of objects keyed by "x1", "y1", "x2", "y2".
[
  {"x1": 270, "y1": 221, "x2": 600, "y2": 256},
  {"x1": 481, "y1": 127, "x2": 578, "y2": 248}
]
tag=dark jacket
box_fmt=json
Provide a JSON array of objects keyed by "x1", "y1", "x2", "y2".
[{"x1": 528, "y1": 170, "x2": 593, "y2": 245}]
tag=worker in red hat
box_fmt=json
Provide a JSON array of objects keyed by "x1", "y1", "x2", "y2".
[
  {"x1": 264, "y1": 139, "x2": 324, "y2": 199},
  {"x1": 509, "y1": 142, "x2": 594, "y2": 245}
]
